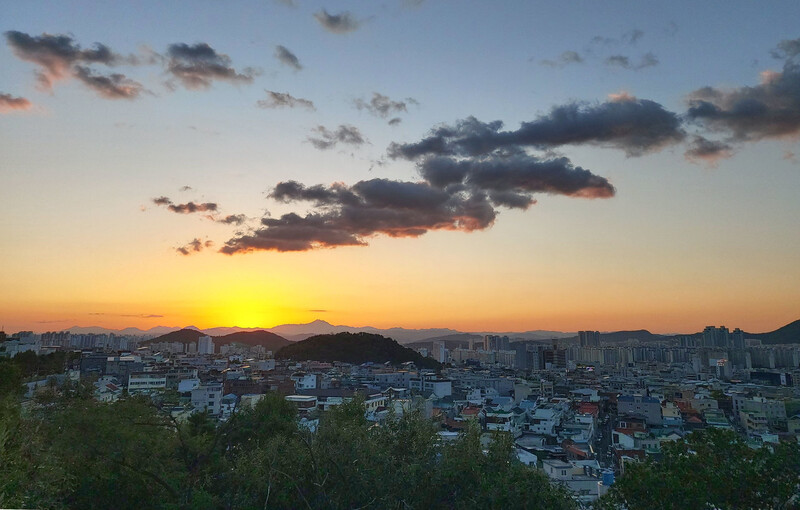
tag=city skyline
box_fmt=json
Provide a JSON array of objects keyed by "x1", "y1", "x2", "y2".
[{"x1": 2, "y1": 1, "x2": 800, "y2": 334}]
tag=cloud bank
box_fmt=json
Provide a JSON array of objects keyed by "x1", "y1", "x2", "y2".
[
  {"x1": 220, "y1": 151, "x2": 614, "y2": 253},
  {"x1": 389, "y1": 96, "x2": 685, "y2": 159},
  {"x1": 687, "y1": 38, "x2": 800, "y2": 143}
]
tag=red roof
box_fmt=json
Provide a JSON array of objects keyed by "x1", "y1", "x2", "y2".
[
  {"x1": 564, "y1": 443, "x2": 591, "y2": 459},
  {"x1": 577, "y1": 402, "x2": 599, "y2": 416}
]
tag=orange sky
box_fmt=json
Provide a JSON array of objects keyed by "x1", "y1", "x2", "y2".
[{"x1": 2, "y1": 3, "x2": 799, "y2": 335}]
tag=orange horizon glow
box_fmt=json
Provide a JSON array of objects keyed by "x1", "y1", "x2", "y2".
[{"x1": 3, "y1": 301, "x2": 796, "y2": 336}]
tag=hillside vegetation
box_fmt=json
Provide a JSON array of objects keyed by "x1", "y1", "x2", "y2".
[
  {"x1": 277, "y1": 332, "x2": 440, "y2": 369},
  {"x1": 142, "y1": 329, "x2": 291, "y2": 352}
]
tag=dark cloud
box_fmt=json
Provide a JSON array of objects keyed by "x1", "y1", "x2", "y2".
[
  {"x1": 152, "y1": 196, "x2": 218, "y2": 213},
  {"x1": 418, "y1": 153, "x2": 615, "y2": 202},
  {"x1": 354, "y1": 92, "x2": 414, "y2": 118},
  {"x1": 3, "y1": 30, "x2": 145, "y2": 99},
  {"x1": 770, "y1": 37, "x2": 800, "y2": 60},
  {"x1": 604, "y1": 52, "x2": 659, "y2": 70},
  {"x1": 389, "y1": 96, "x2": 685, "y2": 159},
  {"x1": 0, "y1": 92, "x2": 32, "y2": 113},
  {"x1": 388, "y1": 117, "x2": 402, "y2": 126},
  {"x1": 314, "y1": 10, "x2": 361, "y2": 34},
  {"x1": 539, "y1": 50, "x2": 584, "y2": 68},
  {"x1": 179, "y1": 185, "x2": 193, "y2": 192},
  {"x1": 309, "y1": 309, "x2": 328, "y2": 313},
  {"x1": 274, "y1": 45, "x2": 302, "y2": 71},
  {"x1": 257, "y1": 90, "x2": 315, "y2": 110},
  {"x1": 5, "y1": 31, "x2": 120, "y2": 90},
  {"x1": 684, "y1": 135, "x2": 734, "y2": 167},
  {"x1": 217, "y1": 214, "x2": 247, "y2": 225},
  {"x1": 220, "y1": 150, "x2": 613, "y2": 254},
  {"x1": 72, "y1": 65, "x2": 144, "y2": 99},
  {"x1": 221, "y1": 182, "x2": 494, "y2": 253},
  {"x1": 168, "y1": 202, "x2": 218, "y2": 214},
  {"x1": 308, "y1": 124, "x2": 367, "y2": 150},
  {"x1": 166, "y1": 42, "x2": 256, "y2": 89},
  {"x1": 686, "y1": 41, "x2": 800, "y2": 142},
  {"x1": 176, "y1": 238, "x2": 211, "y2": 255}
]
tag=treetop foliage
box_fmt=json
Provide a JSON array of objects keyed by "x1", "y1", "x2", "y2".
[{"x1": 0, "y1": 389, "x2": 574, "y2": 509}]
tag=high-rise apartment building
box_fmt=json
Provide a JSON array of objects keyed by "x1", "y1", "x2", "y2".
[
  {"x1": 578, "y1": 330, "x2": 600, "y2": 348},
  {"x1": 198, "y1": 335, "x2": 215, "y2": 355}
]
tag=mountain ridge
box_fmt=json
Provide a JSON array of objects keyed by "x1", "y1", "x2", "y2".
[{"x1": 30, "y1": 318, "x2": 799, "y2": 346}]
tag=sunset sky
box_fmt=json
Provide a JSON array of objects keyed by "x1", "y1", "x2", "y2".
[{"x1": 2, "y1": 1, "x2": 799, "y2": 334}]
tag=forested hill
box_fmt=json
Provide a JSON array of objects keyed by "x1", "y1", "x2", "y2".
[
  {"x1": 141, "y1": 329, "x2": 291, "y2": 352},
  {"x1": 747, "y1": 319, "x2": 800, "y2": 345},
  {"x1": 215, "y1": 330, "x2": 291, "y2": 351},
  {"x1": 276, "y1": 332, "x2": 440, "y2": 369},
  {"x1": 142, "y1": 329, "x2": 205, "y2": 344}
]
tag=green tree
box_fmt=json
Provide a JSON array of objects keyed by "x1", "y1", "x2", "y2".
[
  {"x1": 597, "y1": 428, "x2": 800, "y2": 509},
  {"x1": 40, "y1": 395, "x2": 184, "y2": 510},
  {"x1": 1, "y1": 386, "x2": 579, "y2": 510}
]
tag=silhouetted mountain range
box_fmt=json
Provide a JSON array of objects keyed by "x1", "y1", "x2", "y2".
[
  {"x1": 55, "y1": 318, "x2": 800, "y2": 345},
  {"x1": 143, "y1": 329, "x2": 205, "y2": 344},
  {"x1": 746, "y1": 319, "x2": 800, "y2": 345},
  {"x1": 269, "y1": 320, "x2": 461, "y2": 343},
  {"x1": 276, "y1": 332, "x2": 441, "y2": 369}
]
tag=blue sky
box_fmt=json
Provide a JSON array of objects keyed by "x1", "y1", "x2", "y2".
[{"x1": 1, "y1": 0, "x2": 799, "y2": 333}]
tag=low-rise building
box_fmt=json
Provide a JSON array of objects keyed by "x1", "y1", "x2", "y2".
[
  {"x1": 128, "y1": 372, "x2": 167, "y2": 393},
  {"x1": 191, "y1": 383, "x2": 223, "y2": 415}
]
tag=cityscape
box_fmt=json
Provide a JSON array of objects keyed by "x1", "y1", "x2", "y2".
[
  {"x1": 2, "y1": 1, "x2": 800, "y2": 509},
  {"x1": 2, "y1": 319, "x2": 799, "y2": 507}
]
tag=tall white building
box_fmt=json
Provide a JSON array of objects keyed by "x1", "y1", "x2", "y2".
[
  {"x1": 198, "y1": 335, "x2": 215, "y2": 355},
  {"x1": 433, "y1": 341, "x2": 448, "y2": 363}
]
